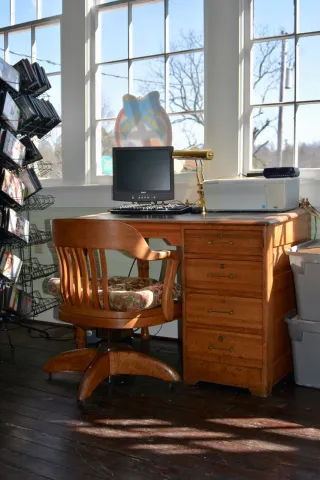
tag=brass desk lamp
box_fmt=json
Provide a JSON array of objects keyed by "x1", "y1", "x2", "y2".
[{"x1": 172, "y1": 149, "x2": 214, "y2": 215}]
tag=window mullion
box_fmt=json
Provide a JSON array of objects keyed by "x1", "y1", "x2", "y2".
[
  {"x1": 10, "y1": 0, "x2": 15, "y2": 26},
  {"x1": 294, "y1": 0, "x2": 299, "y2": 168},
  {"x1": 164, "y1": 0, "x2": 169, "y2": 112},
  {"x1": 37, "y1": 0, "x2": 43, "y2": 20},
  {"x1": 31, "y1": 26, "x2": 36, "y2": 63},
  {"x1": 128, "y1": 1, "x2": 133, "y2": 94},
  {"x1": 4, "y1": 32, "x2": 8, "y2": 63}
]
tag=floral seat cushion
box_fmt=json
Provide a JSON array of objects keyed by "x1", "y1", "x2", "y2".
[{"x1": 48, "y1": 276, "x2": 182, "y2": 312}]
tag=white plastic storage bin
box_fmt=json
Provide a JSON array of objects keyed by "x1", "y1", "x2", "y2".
[
  {"x1": 285, "y1": 311, "x2": 320, "y2": 388},
  {"x1": 286, "y1": 240, "x2": 320, "y2": 322}
]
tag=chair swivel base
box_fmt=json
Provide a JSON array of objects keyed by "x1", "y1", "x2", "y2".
[{"x1": 44, "y1": 347, "x2": 181, "y2": 401}]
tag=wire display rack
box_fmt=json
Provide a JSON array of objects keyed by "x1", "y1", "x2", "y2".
[
  {"x1": 31, "y1": 290, "x2": 60, "y2": 317},
  {"x1": 0, "y1": 57, "x2": 60, "y2": 353},
  {"x1": 15, "y1": 194, "x2": 55, "y2": 212},
  {"x1": 20, "y1": 258, "x2": 58, "y2": 283}
]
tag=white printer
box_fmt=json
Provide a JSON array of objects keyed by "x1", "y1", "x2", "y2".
[{"x1": 203, "y1": 177, "x2": 300, "y2": 212}]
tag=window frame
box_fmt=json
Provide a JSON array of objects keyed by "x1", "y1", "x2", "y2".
[
  {"x1": 242, "y1": 0, "x2": 320, "y2": 178},
  {"x1": 90, "y1": 0, "x2": 205, "y2": 185}
]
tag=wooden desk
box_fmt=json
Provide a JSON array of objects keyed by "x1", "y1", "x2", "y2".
[{"x1": 86, "y1": 209, "x2": 310, "y2": 396}]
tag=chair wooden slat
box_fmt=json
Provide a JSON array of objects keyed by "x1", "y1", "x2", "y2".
[
  {"x1": 88, "y1": 248, "x2": 100, "y2": 309},
  {"x1": 77, "y1": 247, "x2": 91, "y2": 308},
  {"x1": 69, "y1": 247, "x2": 82, "y2": 305},
  {"x1": 57, "y1": 247, "x2": 71, "y2": 305},
  {"x1": 99, "y1": 249, "x2": 110, "y2": 310}
]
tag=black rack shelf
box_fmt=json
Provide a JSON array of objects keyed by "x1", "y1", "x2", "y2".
[
  {"x1": 20, "y1": 258, "x2": 58, "y2": 283},
  {"x1": 31, "y1": 290, "x2": 60, "y2": 317},
  {"x1": 28, "y1": 224, "x2": 52, "y2": 245},
  {"x1": 15, "y1": 194, "x2": 55, "y2": 212}
]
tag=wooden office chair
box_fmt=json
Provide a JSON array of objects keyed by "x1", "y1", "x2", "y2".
[{"x1": 44, "y1": 218, "x2": 182, "y2": 401}]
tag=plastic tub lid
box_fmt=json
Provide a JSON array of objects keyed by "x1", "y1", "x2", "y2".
[{"x1": 286, "y1": 240, "x2": 320, "y2": 256}]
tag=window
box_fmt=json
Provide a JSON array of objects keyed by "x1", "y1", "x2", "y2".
[
  {"x1": 93, "y1": 0, "x2": 204, "y2": 180},
  {"x1": 0, "y1": 0, "x2": 62, "y2": 180},
  {"x1": 244, "y1": 0, "x2": 320, "y2": 172}
]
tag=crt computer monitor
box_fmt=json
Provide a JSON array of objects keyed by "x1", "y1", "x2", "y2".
[{"x1": 112, "y1": 146, "x2": 174, "y2": 202}]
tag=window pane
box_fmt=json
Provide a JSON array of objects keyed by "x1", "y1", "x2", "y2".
[
  {"x1": 171, "y1": 114, "x2": 204, "y2": 173},
  {"x1": 35, "y1": 24, "x2": 61, "y2": 74},
  {"x1": 37, "y1": 126, "x2": 62, "y2": 180},
  {"x1": 252, "y1": 39, "x2": 295, "y2": 104},
  {"x1": 41, "y1": 0, "x2": 62, "y2": 19},
  {"x1": 97, "y1": 62, "x2": 128, "y2": 119},
  {"x1": 15, "y1": 0, "x2": 36, "y2": 24},
  {"x1": 47, "y1": 74, "x2": 61, "y2": 117},
  {"x1": 299, "y1": 0, "x2": 320, "y2": 33},
  {"x1": 298, "y1": 36, "x2": 320, "y2": 101},
  {"x1": 0, "y1": 0, "x2": 10, "y2": 28},
  {"x1": 131, "y1": 58, "x2": 165, "y2": 106},
  {"x1": 169, "y1": 51, "x2": 204, "y2": 113},
  {"x1": 253, "y1": 0, "x2": 294, "y2": 38},
  {"x1": 132, "y1": 1, "x2": 164, "y2": 58},
  {"x1": 297, "y1": 104, "x2": 320, "y2": 168},
  {"x1": 168, "y1": 0, "x2": 203, "y2": 52},
  {"x1": 96, "y1": 120, "x2": 116, "y2": 176},
  {"x1": 8, "y1": 29, "x2": 31, "y2": 65},
  {"x1": 251, "y1": 106, "x2": 294, "y2": 169},
  {"x1": 0, "y1": 35, "x2": 4, "y2": 59},
  {"x1": 97, "y1": 7, "x2": 128, "y2": 63}
]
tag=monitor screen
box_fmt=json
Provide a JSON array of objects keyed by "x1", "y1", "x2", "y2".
[{"x1": 112, "y1": 146, "x2": 174, "y2": 202}]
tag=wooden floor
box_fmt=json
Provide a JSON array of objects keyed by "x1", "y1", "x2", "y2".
[{"x1": 1, "y1": 325, "x2": 320, "y2": 480}]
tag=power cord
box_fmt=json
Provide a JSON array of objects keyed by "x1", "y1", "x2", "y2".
[{"x1": 27, "y1": 325, "x2": 76, "y2": 341}]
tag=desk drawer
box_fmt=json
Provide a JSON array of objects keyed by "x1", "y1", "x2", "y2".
[
  {"x1": 185, "y1": 327, "x2": 263, "y2": 367},
  {"x1": 186, "y1": 293, "x2": 263, "y2": 330},
  {"x1": 185, "y1": 229, "x2": 263, "y2": 256},
  {"x1": 185, "y1": 259, "x2": 263, "y2": 297}
]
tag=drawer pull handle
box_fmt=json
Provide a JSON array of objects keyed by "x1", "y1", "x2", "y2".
[
  {"x1": 208, "y1": 309, "x2": 234, "y2": 315},
  {"x1": 208, "y1": 241, "x2": 235, "y2": 245},
  {"x1": 207, "y1": 273, "x2": 235, "y2": 279},
  {"x1": 208, "y1": 345, "x2": 234, "y2": 353}
]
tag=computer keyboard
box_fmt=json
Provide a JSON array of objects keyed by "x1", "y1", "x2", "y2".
[{"x1": 110, "y1": 203, "x2": 192, "y2": 215}]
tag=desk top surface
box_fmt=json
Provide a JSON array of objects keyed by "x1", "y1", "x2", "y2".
[{"x1": 84, "y1": 208, "x2": 307, "y2": 226}]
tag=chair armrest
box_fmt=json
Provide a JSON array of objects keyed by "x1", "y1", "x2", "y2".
[{"x1": 161, "y1": 250, "x2": 181, "y2": 321}]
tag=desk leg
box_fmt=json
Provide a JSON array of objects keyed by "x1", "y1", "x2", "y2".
[{"x1": 138, "y1": 240, "x2": 149, "y2": 342}]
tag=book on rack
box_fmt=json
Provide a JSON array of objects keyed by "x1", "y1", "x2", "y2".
[
  {"x1": 19, "y1": 167, "x2": 42, "y2": 198},
  {"x1": 14, "y1": 59, "x2": 50, "y2": 96},
  {"x1": 0, "y1": 129, "x2": 26, "y2": 168},
  {"x1": 0, "y1": 91, "x2": 20, "y2": 131},
  {"x1": 2, "y1": 207, "x2": 29, "y2": 242},
  {"x1": 0, "y1": 57, "x2": 20, "y2": 92},
  {"x1": 2, "y1": 285, "x2": 32, "y2": 316},
  {"x1": 0, "y1": 247, "x2": 22, "y2": 282},
  {"x1": 0, "y1": 168, "x2": 25, "y2": 206},
  {"x1": 20, "y1": 136, "x2": 43, "y2": 165}
]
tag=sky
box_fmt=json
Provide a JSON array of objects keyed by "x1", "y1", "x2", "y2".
[{"x1": 0, "y1": 0, "x2": 319, "y2": 171}]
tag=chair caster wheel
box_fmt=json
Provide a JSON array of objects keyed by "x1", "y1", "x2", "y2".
[
  {"x1": 48, "y1": 373, "x2": 52, "y2": 381},
  {"x1": 77, "y1": 399, "x2": 84, "y2": 407},
  {"x1": 169, "y1": 382, "x2": 176, "y2": 392}
]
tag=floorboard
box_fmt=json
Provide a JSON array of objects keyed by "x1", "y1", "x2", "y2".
[{"x1": 1, "y1": 324, "x2": 320, "y2": 479}]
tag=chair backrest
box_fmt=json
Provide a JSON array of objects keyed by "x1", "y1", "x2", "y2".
[{"x1": 51, "y1": 218, "x2": 156, "y2": 310}]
